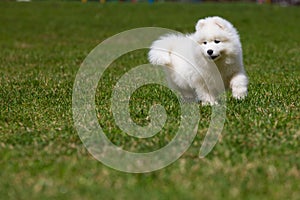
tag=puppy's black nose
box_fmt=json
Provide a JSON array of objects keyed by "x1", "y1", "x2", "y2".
[{"x1": 207, "y1": 49, "x2": 213, "y2": 55}]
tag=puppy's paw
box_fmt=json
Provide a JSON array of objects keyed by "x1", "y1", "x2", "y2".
[
  {"x1": 230, "y1": 73, "x2": 248, "y2": 100},
  {"x1": 197, "y1": 93, "x2": 218, "y2": 106},
  {"x1": 201, "y1": 100, "x2": 219, "y2": 106},
  {"x1": 180, "y1": 96, "x2": 196, "y2": 103},
  {"x1": 232, "y1": 87, "x2": 248, "y2": 100}
]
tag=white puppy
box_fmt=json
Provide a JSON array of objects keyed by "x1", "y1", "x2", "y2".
[{"x1": 148, "y1": 16, "x2": 248, "y2": 105}]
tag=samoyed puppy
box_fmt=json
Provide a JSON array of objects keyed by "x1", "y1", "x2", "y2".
[{"x1": 148, "y1": 16, "x2": 248, "y2": 105}]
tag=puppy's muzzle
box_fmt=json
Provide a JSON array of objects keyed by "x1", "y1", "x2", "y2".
[{"x1": 207, "y1": 49, "x2": 219, "y2": 60}]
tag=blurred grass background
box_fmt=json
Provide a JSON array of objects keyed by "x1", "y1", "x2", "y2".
[{"x1": 0, "y1": 1, "x2": 299, "y2": 199}]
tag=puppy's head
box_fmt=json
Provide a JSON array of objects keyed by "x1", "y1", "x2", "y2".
[{"x1": 194, "y1": 16, "x2": 241, "y2": 61}]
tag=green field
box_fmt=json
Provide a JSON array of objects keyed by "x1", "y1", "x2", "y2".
[{"x1": 0, "y1": 1, "x2": 300, "y2": 199}]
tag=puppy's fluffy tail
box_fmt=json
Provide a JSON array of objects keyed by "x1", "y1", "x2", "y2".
[{"x1": 148, "y1": 34, "x2": 182, "y2": 67}]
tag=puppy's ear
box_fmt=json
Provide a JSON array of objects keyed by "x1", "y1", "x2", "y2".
[
  {"x1": 215, "y1": 22, "x2": 224, "y2": 29},
  {"x1": 213, "y1": 17, "x2": 225, "y2": 29},
  {"x1": 195, "y1": 19, "x2": 205, "y2": 31}
]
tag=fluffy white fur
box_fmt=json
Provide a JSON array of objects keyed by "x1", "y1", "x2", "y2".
[{"x1": 148, "y1": 16, "x2": 248, "y2": 105}]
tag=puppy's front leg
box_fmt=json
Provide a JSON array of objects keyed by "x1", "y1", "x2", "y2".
[
  {"x1": 195, "y1": 86, "x2": 218, "y2": 106},
  {"x1": 230, "y1": 73, "x2": 248, "y2": 100}
]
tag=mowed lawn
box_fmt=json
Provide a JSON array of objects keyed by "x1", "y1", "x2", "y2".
[{"x1": 0, "y1": 1, "x2": 299, "y2": 199}]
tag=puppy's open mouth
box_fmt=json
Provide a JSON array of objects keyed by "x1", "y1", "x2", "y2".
[{"x1": 210, "y1": 55, "x2": 219, "y2": 60}]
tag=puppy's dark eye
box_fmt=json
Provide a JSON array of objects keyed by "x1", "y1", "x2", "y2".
[
  {"x1": 203, "y1": 41, "x2": 207, "y2": 45},
  {"x1": 214, "y1": 40, "x2": 220, "y2": 44}
]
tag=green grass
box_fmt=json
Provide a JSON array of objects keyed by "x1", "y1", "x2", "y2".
[{"x1": 0, "y1": 1, "x2": 300, "y2": 199}]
